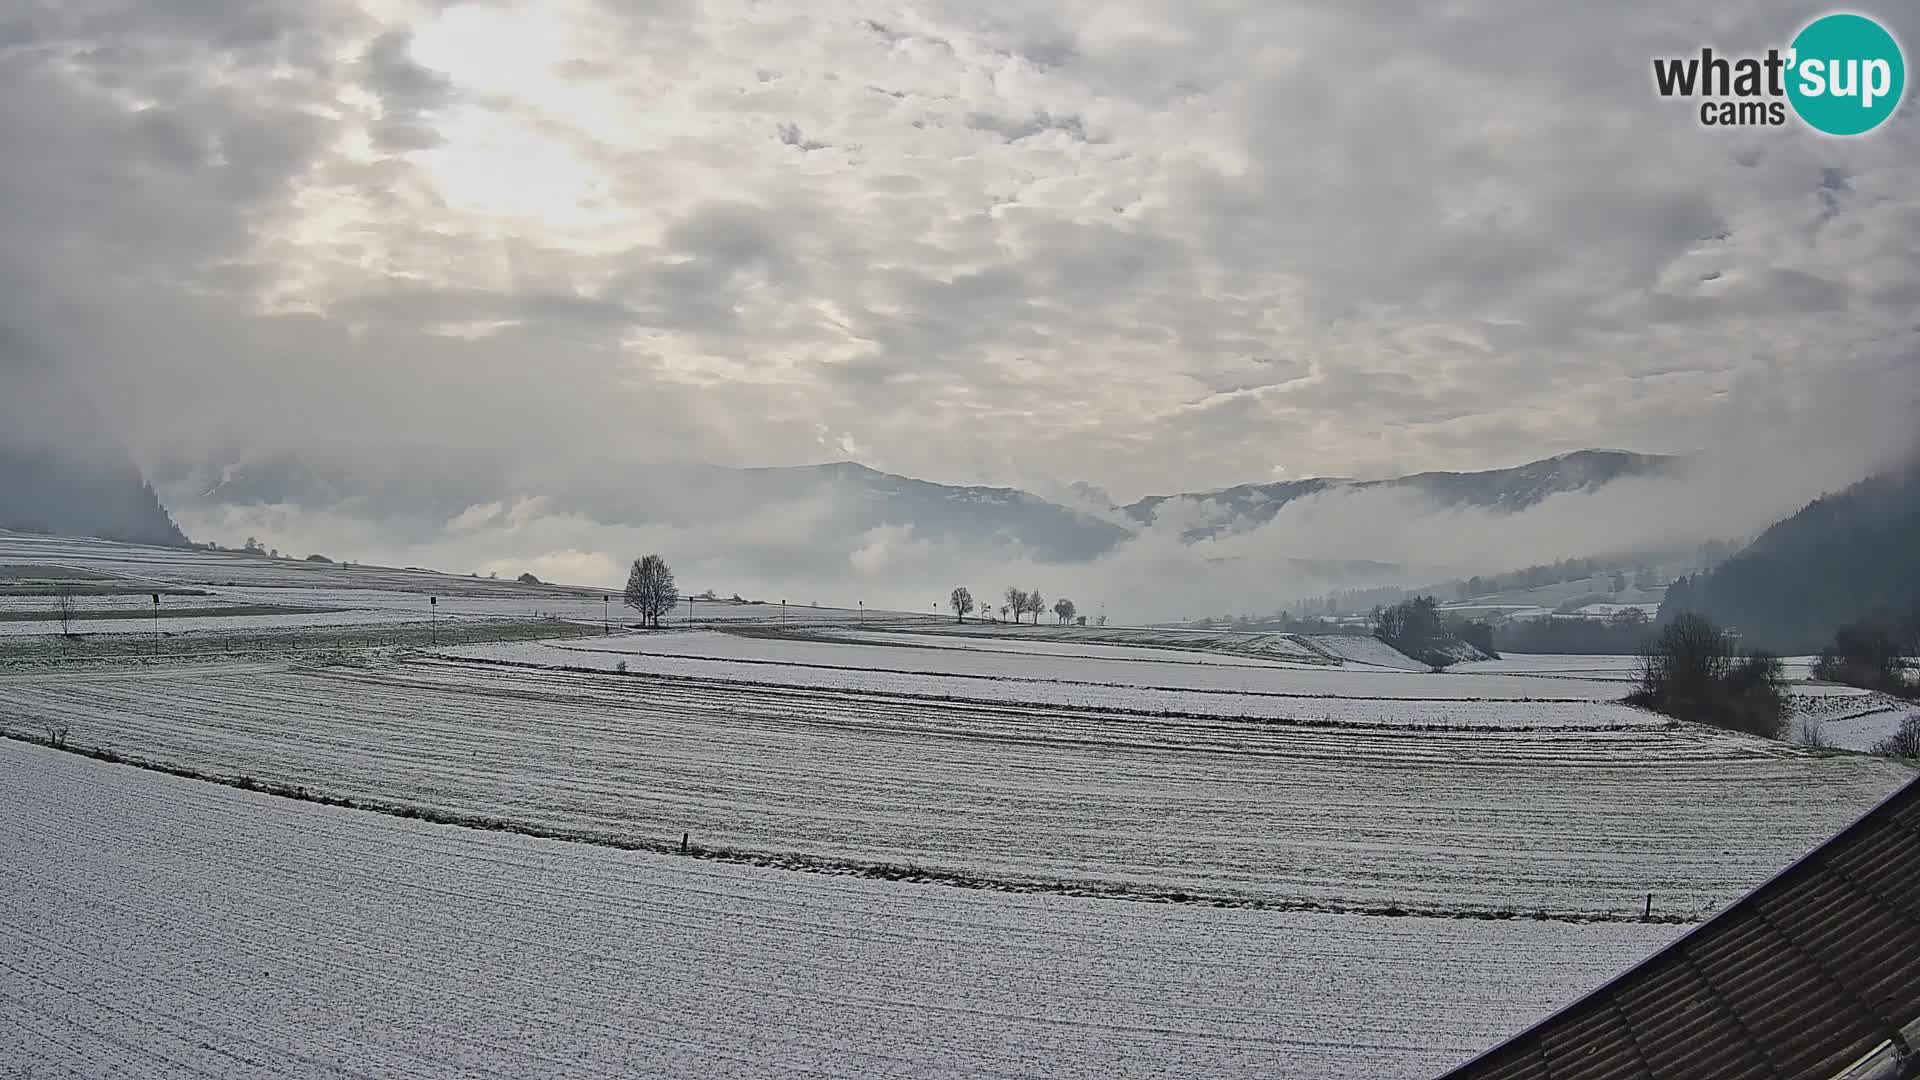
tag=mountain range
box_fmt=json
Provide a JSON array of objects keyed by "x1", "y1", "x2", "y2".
[{"x1": 148, "y1": 446, "x2": 1679, "y2": 563}]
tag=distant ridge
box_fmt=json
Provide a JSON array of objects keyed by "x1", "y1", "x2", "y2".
[
  {"x1": 1659, "y1": 454, "x2": 1920, "y2": 653},
  {"x1": 0, "y1": 330, "x2": 188, "y2": 547},
  {"x1": 1119, "y1": 450, "x2": 1678, "y2": 541}
]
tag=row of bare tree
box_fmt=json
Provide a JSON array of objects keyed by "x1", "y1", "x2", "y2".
[{"x1": 947, "y1": 586, "x2": 1085, "y2": 626}]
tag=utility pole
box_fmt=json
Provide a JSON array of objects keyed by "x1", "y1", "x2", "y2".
[
  {"x1": 603, "y1": 595, "x2": 609, "y2": 636},
  {"x1": 859, "y1": 600, "x2": 864, "y2": 624},
  {"x1": 151, "y1": 593, "x2": 159, "y2": 654},
  {"x1": 781, "y1": 600, "x2": 786, "y2": 627},
  {"x1": 430, "y1": 596, "x2": 437, "y2": 645}
]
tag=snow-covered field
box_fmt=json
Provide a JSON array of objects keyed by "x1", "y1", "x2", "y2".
[
  {"x1": 8, "y1": 533, "x2": 1917, "y2": 1077},
  {"x1": 801, "y1": 628, "x2": 1331, "y2": 669},
  {"x1": 0, "y1": 533, "x2": 935, "y2": 644},
  {"x1": 1790, "y1": 690, "x2": 1918, "y2": 751},
  {"x1": 451, "y1": 639, "x2": 1663, "y2": 725},
  {"x1": 492, "y1": 631, "x2": 1629, "y2": 700},
  {"x1": 4, "y1": 657, "x2": 1908, "y2": 919},
  {"x1": 3, "y1": 741, "x2": 1686, "y2": 1080},
  {"x1": 1298, "y1": 634, "x2": 1434, "y2": 670},
  {"x1": 922, "y1": 622, "x2": 1328, "y2": 661}
]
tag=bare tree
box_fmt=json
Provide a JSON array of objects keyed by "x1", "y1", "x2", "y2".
[
  {"x1": 998, "y1": 604, "x2": 1010, "y2": 622},
  {"x1": 1024, "y1": 588, "x2": 1045, "y2": 624},
  {"x1": 949, "y1": 586, "x2": 975, "y2": 623},
  {"x1": 1004, "y1": 588, "x2": 1027, "y2": 625},
  {"x1": 624, "y1": 554, "x2": 678, "y2": 629},
  {"x1": 1629, "y1": 613, "x2": 1788, "y2": 738},
  {"x1": 54, "y1": 590, "x2": 76, "y2": 636},
  {"x1": 1872, "y1": 715, "x2": 1920, "y2": 758},
  {"x1": 1053, "y1": 597, "x2": 1076, "y2": 625}
]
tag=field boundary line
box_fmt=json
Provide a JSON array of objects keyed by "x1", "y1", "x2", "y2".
[{"x1": 0, "y1": 728, "x2": 1701, "y2": 926}]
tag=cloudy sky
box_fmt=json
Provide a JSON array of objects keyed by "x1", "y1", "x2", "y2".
[{"x1": 3, "y1": 0, "x2": 1915, "y2": 502}]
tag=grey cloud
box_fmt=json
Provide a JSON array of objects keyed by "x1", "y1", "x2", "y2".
[
  {"x1": 965, "y1": 110, "x2": 1090, "y2": 143},
  {"x1": 362, "y1": 28, "x2": 455, "y2": 151}
]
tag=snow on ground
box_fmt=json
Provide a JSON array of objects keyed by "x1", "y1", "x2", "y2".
[
  {"x1": 456, "y1": 637, "x2": 1659, "y2": 724},
  {"x1": 448, "y1": 639, "x2": 1663, "y2": 727},
  {"x1": 513, "y1": 631, "x2": 1627, "y2": 700},
  {"x1": 1822, "y1": 709, "x2": 1915, "y2": 753},
  {"x1": 0, "y1": 533, "x2": 936, "y2": 640},
  {"x1": 798, "y1": 628, "x2": 1334, "y2": 669},
  {"x1": 1790, "y1": 690, "x2": 1917, "y2": 751},
  {"x1": 926, "y1": 622, "x2": 1328, "y2": 661},
  {"x1": 3, "y1": 741, "x2": 1685, "y2": 1080},
  {"x1": 1569, "y1": 602, "x2": 1663, "y2": 619},
  {"x1": 0, "y1": 593, "x2": 233, "y2": 614},
  {"x1": 0, "y1": 607, "x2": 431, "y2": 637},
  {"x1": 1300, "y1": 634, "x2": 1433, "y2": 670},
  {"x1": 1456, "y1": 653, "x2": 1841, "y2": 689},
  {"x1": 3, "y1": 658, "x2": 1908, "y2": 918}
]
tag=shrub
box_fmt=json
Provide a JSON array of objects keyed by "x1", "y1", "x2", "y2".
[
  {"x1": 1372, "y1": 596, "x2": 1489, "y2": 667},
  {"x1": 1812, "y1": 620, "x2": 1917, "y2": 698},
  {"x1": 1626, "y1": 614, "x2": 1788, "y2": 739},
  {"x1": 1872, "y1": 715, "x2": 1920, "y2": 758}
]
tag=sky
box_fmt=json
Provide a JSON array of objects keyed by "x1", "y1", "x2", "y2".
[{"x1": 3, "y1": 0, "x2": 1918, "y2": 610}]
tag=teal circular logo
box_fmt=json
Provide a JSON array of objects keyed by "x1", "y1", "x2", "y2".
[{"x1": 1787, "y1": 13, "x2": 1906, "y2": 135}]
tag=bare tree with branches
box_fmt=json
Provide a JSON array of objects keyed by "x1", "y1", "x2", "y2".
[
  {"x1": 1024, "y1": 588, "x2": 1045, "y2": 625},
  {"x1": 624, "y1": 554, "x2": 678, "y2": 629},
  {"x1": 1053, "y1": 597, "x2": 1076, "y2": 625},
  {"x1": 54, "y1": 590, "x2": 76, "y2": 636},
  {"x1": 1004, "y1": 588, "x2": 1027, "y2": 625},
  {"x1": 949, "y1": 586, "x2": 975, "y2": 623}
]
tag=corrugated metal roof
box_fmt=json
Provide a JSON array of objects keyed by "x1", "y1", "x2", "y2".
[{"x1": 1438, "y1": 774, "x2": 1920, "y2": 1080}]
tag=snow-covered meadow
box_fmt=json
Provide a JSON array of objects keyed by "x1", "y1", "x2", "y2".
[
  {"x1": 6, "y1": 531, "x2": 1916, "y2": 1078},
  {"x1": 3, "y1": 740, "x2": 1687, "y2": 1080},
  {"x1": 469, "y1": 630, "x2": 1633, "y2": 700},
  {"x1": 4, "y1": 654, "x2": 1909, "y2": 919}
]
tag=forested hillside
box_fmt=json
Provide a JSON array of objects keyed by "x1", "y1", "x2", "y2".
[{"x1": 1658, "y1": 458, "x2": 1920, "y2": 654}]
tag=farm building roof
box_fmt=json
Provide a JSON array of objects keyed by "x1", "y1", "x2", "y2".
[{"x1": 1437, "y1": 773, "x2": 1920, "y2": 1080}]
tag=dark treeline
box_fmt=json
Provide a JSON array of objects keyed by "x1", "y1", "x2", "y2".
[
  {"x1": 1657, "y1": 458, "x2": 1920, "y2": 654},
  {"x1": 1370, "y1": 595, "x2": 1496, "y2": 668},
  {"x1": 1494, "y1": 610, "x2": 1655, "y2": 654}
]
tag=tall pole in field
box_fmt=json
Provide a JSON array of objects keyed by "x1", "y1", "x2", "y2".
[
  {"x1": 859, "y1": 600, "x2": 864, "y2": 624},
  {"x1": 430, "y1": 596, "x2": 437, "y2": 646},
  {"x1": 603, "y1": 595, "x2": 609, "y2": 636},
  {"x1": 151, "y1": 592, "x2": 159, "y2": 653},
  {"x1": 781, "y1": 600, "x2": 786, "y2": 627}
]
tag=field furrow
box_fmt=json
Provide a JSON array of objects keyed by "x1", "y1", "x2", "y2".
[
  {"x1": 2, "y1": 657, "x2": 1907, "y2": 918},
  {"x1": 2, "y1": 741, "x2": 1685, "y2": 1079}
]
